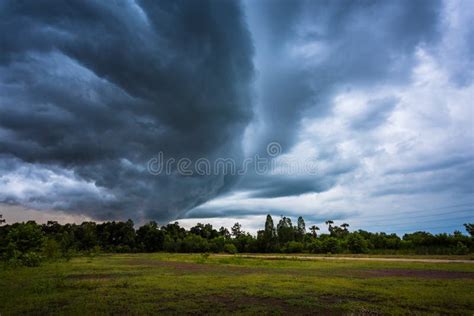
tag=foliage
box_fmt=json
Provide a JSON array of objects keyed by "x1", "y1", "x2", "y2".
[
  {"x1": 224, "y1": 243, "x2": 237, "y2": 254},
  {"x1": 20, "y1": 252, "x2": 43, "y2": 267},
  {"x1": 346, "y1": 233, "x2": 369, "y2": 253},
  {"x1": 464, "y1": 223, "x2": 474, "y2": 237},
  {"x1": 281, "y1": 241, "x2": 304, "y2": 253},
  {"x1": 0, "y1": 215, "x2": 472, "y2": 264}
]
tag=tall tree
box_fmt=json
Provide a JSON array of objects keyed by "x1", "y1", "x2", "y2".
[
  {"x1": 218, "y1": 227, "x2": 231, "y2": 239},
  {"x1": 325, "y1": 220, "x2": 335, "y2": 236},
  {"x1": 277, "y1": 217, "x2": 294, "y2": 244},
  {"x1": 0, "y1": 214, "x2": 5, "y2": 225},
  {"x1": 341, "y1": 223, "x2": 350, "y2": 232},
  {"x1": 297, "y1": 216, "x2": 306, "y2": 234},
  {"x1": 296, "y1": 216, "x2": 306, "y2": 241},
  {"x1": 464, "y1": 223, "x2": 474, "y2": 237},
  {"x1": 310, "y1": 225, "x2": 320, "y2": 238},
  {"x1": 136, "y1": 221, "x2": 164, "y2": 252},
  {"x1": 231, "y1": 222, "x2": 243, "y2": 238},
  {"x1": 264, "y1": 215, "x2": 276, "y2": 238},
  {"x1": 262, "y1": 214, "x2": 277, "y2": 252}
]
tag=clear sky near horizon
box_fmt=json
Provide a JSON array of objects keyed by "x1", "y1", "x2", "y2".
[{"x1": 0, "y1": 0, "x2": 473, "y2": 235}]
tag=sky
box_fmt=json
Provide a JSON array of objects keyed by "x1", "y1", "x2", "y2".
[{"x1": 0, "y1": 0, "x2": 473, "y2": 234}]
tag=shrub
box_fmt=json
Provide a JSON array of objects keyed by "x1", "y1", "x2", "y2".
[
  {"x1": 307, "y1": 240, "x2": 323, "y2": 253},
  {"x1": 347, "y1": 234, "x2": 369, "y2": 253},
  {"x1": 454, "y1": 242, "x2": 469, "y2": 255},
  {"x1": 224, "y1": 243, "x2": 238, "y2": 254},
  {"x1": 21, "y1": 252, "x2": 43, "y2": 267},
  {"x1": 43, "y1": 238, "x2": 61, "y2": 260},
  {"x1": 322, "y1": 237, "x2": 341, "y2": 254},
  {"x1": 182, "y1": 234, "x2": 209, "y2": 253},
  {"x1": 282, "y1": 241, "x2": 304, "y2": 253},
  {"x1": 196, "y1": 252, "x2": 210, "y2": 263},
  {"x1": 6, "y1": 222, "x2": 44, "y2": 254},
  {"x1": 209, "y1": 237, "x2": 226, "y2": 253}
]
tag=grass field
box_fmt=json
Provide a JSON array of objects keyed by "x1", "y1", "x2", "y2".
[{"x1": 1, "y1": 253, "x2": 473, "y2": 315}]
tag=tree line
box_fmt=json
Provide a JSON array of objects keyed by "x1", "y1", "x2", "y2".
[{"x1": 0, "y1": 213, "x2": 472, "y2": 266}]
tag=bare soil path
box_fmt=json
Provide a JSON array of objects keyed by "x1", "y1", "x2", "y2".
[{"x1": 214, "y1": 254, "x2": 474, "y2": 263}]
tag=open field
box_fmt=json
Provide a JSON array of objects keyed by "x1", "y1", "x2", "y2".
[
  {"x1": 215, "y1": 253, "x2": 474, "y2": 263},
  {"x1": 1, "y1": 253, "x2": 473, "y2": 315}
]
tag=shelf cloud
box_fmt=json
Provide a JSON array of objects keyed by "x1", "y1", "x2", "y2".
[{"x1": 0, "y1": 0, "x2": 473, "y2": 232}]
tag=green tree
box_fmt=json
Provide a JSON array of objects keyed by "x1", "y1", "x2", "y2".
[
  {"x1": 5, "y1": 221, "x2": 45, "y2": 265},
  {"x1": 136, "y1": 221, "x2": 164, "y2": 252},
  {"x1": 347, "y1": 233, "x2": 368, "y2": 253},
  {"x1": 264, "y1": 215, "x2": 276, "y2": 238},
  {"x1": 76, "y1": 222, "x2": 97, "y2": 250},
  {"x1": 219, "y1": 226, "x2": 231, "y2": 239},
  {"x1": 231, "y1": 222, "x2": 243, "y2": 238},
  {"x1": 6, "y1": 222, "x2": 44, "y2": 254},
  {"x1": 282, "y1": 241, "x2": 304, "y2": 253},
  {"x1": 43, "y1": 238, "x2": 61, "y2": 259},
  {"x1": 325, "y1": 220, "x2": 334, "y2": 235},
  {"x1": 261, "y1": 214, "x2": 277, "y2": 252},
  {"x1": 309, "y1": 225, "x2": 320, "y2": 238},
  {"x1": 190, "y1": 223, "x2": 219, "y2": 239},
  {"x1": 322, "y1": 237, "x2": 340, "y2": 254},
  {"x1": 307, "y1": 239, "x2": 323, "y2": 253},
  {"x1": 224, "y1": 243, "x2": 237, "y2": 254},
  {"x1": 464, "y1": 223, "x2": 474, "y2": 237},
  {"x1": 182, "y1": 234, "x2": 209, "y2": 252},
  {"x1": 209, "y1": 236, "x2": 226, "y2": 252},
  {"x1": 277, "y1": 217, "x2": 295, "y2": 244}
]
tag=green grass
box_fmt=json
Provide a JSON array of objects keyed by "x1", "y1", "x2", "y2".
[{"x1": 1, "y1": 253, "x2": 473, "y2": 315}]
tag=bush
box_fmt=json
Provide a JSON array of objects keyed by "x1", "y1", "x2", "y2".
[
  {"x1": 182, "y1": 235, "x2": 209, "y2": 253},
  {"x1": 6, "y1": 222, "x2": 44, "y2": 254},
  {"x1": 322, "y1": 237, "x2": 341, "y2": 254},
  {"x1": 163, "y1": 236, "x2": 181, "y2": 252},
  {"x1": 224, "y1": 243, "x2": 238, "y2": 254},
  {"x1": 454, "y1": 242, "x2": 469, "y2": 255},
  {"x1": 209, "y1": 237, "x2": 226, "y2": 253},
  {"x1": 113, "y1": 245, "x2": 131, "y2": 253},
  {"x1": 307, "y1": 240, "x2": 323, "y2": 253},
  {"x1": 3, "y1": 222, "x2": 45, "y2": 266},
  {"x1": 196, "y1": 252, "x2": 210, "y2": 263},
  {"x1": 282, "y1": 241, "x2": 304, "y2": 253},
  {"x1": 347, "y1": 234, "x2": 368, "y2": 253},
  {"x1": 43, "y1": 238, "x2": 61, "y2": 260},
  {"x1": 21, "y1": 252, "x2": 43, "y2": 267}
]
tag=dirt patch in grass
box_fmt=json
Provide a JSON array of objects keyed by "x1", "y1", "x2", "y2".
[
  {"x1": 316, "y1": 295, "x2": 381, "y2": 315},
  {"x1": 126, "y1": 258, "x2": 474, "y2": 280},
  {"x1": 67, "y1": 272, "x2": 135, "y2": 280},
  {"x1": 126, "y1": 258, "x2": 337, "y2": 277},
  {"x1": 209, "y1": 295, "x2": 336, "y2": 315},
  {"x1": 351, "y1": 269, "x2": 474, "y2": 279},
  {"x1": 318, "y1": 293, "x2": 377, "y2": 304},
  {"x1": 126, "y1": 258, "x2": 262, "y2": 275}
]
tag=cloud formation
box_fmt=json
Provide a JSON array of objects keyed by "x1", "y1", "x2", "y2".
[
  {"x1": 184, "y1": 0, "x2": 473, "y2": 233},
  {"x1": 0, "y1": 0, "x2": 254, "y2": 221},
  {"x1": 0, "y1": 0, "x2": 473, "y2": 233}
]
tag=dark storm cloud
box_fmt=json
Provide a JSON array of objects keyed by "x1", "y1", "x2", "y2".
[
  {"x1": 231, "y1": 0, "x2": 443, "y2": 200},
  {"x1": 0, "y1": 0, "x2": 254, "y2": 221},
  {"x1": 240, "y1": 176, "x2": 328, "y2": 199},
  {"x1": 184, "y1": 205, "x2": 351, "y2": 224},
  {"x1": 350, "y1": 97, "x2": 399, "y2": 130},
  {"x1": 246, "y1": 0, "x2": 442, "y2": 156}
]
